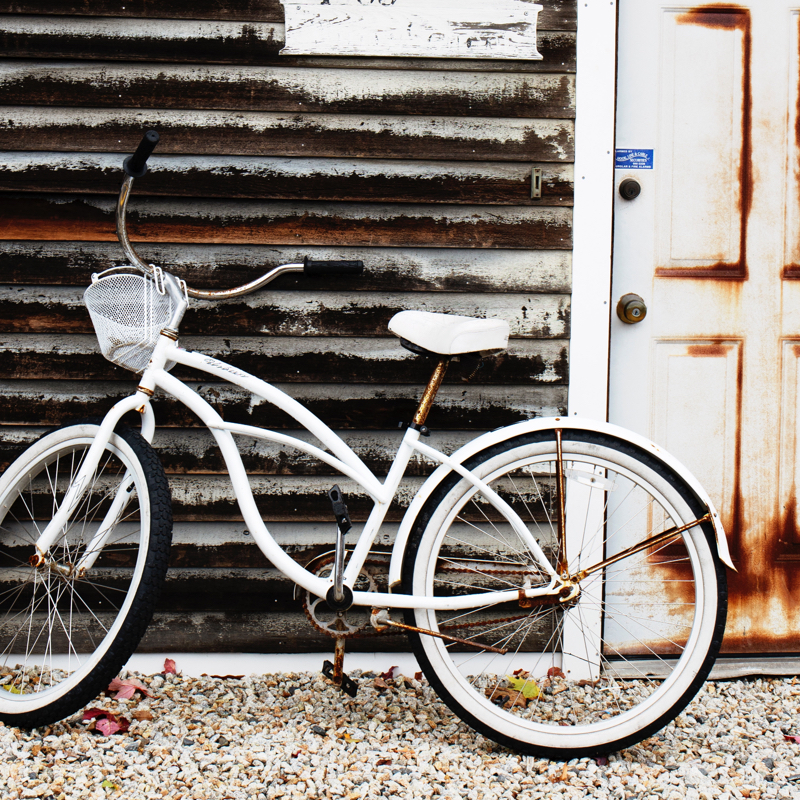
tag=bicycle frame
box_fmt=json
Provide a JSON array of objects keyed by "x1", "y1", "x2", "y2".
[{"x1": 32, "y1": 330, "x2": 563, "y2": 612}]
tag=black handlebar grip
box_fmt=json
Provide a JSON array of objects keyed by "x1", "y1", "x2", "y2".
[
  {"x1": 303, "y1": 257, "x2": 364, "y2": 275},
  {"x1": 123, "y1": 130, "x2": 160, "y2": 178}
]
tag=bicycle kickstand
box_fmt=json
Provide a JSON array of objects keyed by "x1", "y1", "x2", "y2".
[{"x1": 321, "y1": 485, "x2": 358, "y2": 698}]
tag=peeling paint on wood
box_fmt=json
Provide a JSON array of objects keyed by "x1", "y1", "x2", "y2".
[
  {"x1": 0, "y1": 0, "x2": 578, "y2": 652},
  {"x1": 1, "y1": 194, "x2": 573, "y2": 249},
  {"x1": 280, "y1": 0, "x2": 543, "y2": 60},
  {"x1": 0, "y1": 107, "x2": 575, "y2": 162},
  {"x1": 0, "y1": 380, "x2": 567, "y2": 429},
  {"x1": 136, "y1": 611, "x2": 406, "y2": 653},
  {"x1": 0, "y1": 16, "x2": 283, "y2": 62},
  {"x1": 165, "y1": 474, "x2": 424, "y2": 521},
  {"x1": 0, "y1": 0, "x2": 290, "y2": 22},
  {"x1": 0, "y1": 15, "x2": 576, "y2": 71},
  {"x1": 0, "y1": 334, "x2": 569, "y2": 384},
  {"x1": 0, "y1": 286, "x2": 570, "y2": 338},
  {"x1": 0, "y1": 242, "x2": 572, "y2": 292},
  {"x1": 0, "y1": 427, "x2": 470, "y2": 476},
  {"x1": 0, "y1": 1, "x2": 578, "y2": 31},
  {"x1": 11, "y1": 470, "x2": 553, "y2": 522},
  {"x1": 1, "y1": 153, "x2": 574, "y2": 206},
  {"x1": 0, "y1": 63, "x2": 575, "y2": 118}
]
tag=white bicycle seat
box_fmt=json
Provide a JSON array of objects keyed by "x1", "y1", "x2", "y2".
[{"x1": 388, "y1": 310, "x2": 509, "y2": 356}]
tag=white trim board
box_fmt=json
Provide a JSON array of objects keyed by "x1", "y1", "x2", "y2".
[
  {"x1": 568, "y1": 0, "x2": 618, "y2": 421},
  {"x1": 119, "y1": 653, "x2": 800, "y2": 681},
  {"x1": 122, "y1": 652, "x2": 421, "y2": 678}
]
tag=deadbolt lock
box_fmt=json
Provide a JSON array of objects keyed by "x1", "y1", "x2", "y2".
[
  {"x1": 616, "y1": 293, "x2": 647, "y2": 324},
  {"x1": 619, "y1": 178, "x2": 641, "y2": 200}
]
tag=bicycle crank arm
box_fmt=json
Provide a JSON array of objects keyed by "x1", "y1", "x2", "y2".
[{"x1": 370, "y1": 609, "x2": 508, "y2": 655}]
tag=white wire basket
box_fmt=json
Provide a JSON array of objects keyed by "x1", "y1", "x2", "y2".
[{"x1": 84, "y1": 271, "x2": 175, "y2": 374}]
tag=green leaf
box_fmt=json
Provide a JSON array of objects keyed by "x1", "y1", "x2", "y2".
[
  {"x1": 101, "y1": 779, "x2": 119, "y2": 790},
  {"x1": 507, "y1": 675, "x2": 539, "y2": 699}
]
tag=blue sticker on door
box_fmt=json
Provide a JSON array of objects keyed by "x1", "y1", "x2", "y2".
[{"x1": 615, "y1": 149, "x2": 654, "y2": 169}]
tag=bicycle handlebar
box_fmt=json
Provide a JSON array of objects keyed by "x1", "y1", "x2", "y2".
[
  {"x1": 303, "y1": 258, "x2": 364, "y2": 275},
  {"x1": 115, "y1": 131, "x2": 364, "y2": 298},
  {"x1": 123, "y1": 130, "x2": 159, "y2": 178}
]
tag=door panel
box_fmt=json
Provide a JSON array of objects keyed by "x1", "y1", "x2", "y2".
[
  {"x1": 651, "y1": 339, "x2": 741, "y2": 542},
  {"x1": 657, "y1": 11, "x2": 747, "y2": 275},
  {"x1": 611, "y1": 1, "x2": 800, "y2": 652}
]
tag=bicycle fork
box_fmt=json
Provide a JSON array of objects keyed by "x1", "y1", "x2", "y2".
[{"x1": 30, "y1": 390, "x2": 154, "y2": 568}]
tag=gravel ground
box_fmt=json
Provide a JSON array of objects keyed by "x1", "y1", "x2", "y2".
[{"x1": 3, "y1": 669, "x2": 800, "y2": 800}]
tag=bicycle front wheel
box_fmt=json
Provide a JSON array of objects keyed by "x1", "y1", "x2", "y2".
[
  {"x1": 402, "y1": 429, "x2": 726, "y2": 758},
  {"x1": 0, "y1": 422, "x2": 172, "y2": 728}
]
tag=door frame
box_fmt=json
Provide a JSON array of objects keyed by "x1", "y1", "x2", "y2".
[{"x1": 568, "y1": 0, "x2": 618, "y2": 421}]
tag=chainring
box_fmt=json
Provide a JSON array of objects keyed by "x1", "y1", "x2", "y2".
[{"x1": 302, "y1": 554, "x2": 385, "y2": 639}]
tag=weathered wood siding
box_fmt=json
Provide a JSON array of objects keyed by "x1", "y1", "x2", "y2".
[{"x1": 0, "y1": 1, "x2": 575, "y2": 653}]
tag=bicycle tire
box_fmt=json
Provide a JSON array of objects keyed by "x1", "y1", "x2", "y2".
[
  {"x1": 401, "y1": 428, "x2": 727, "y2": 758},
  {"x1": 0, "y1": 421, "x2": 172, "y2": 728}
]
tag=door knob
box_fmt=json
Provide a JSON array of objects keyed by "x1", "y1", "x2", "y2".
[
  {"x1": 619, "y1": 178, "x2": 641, "y2": 200},
  {"x1": 616, "y1": 293, "x2": 647, "y2": 324}
]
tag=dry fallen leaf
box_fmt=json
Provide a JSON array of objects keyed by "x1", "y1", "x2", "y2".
[
  {"x1": 507, "y1": 675, "x2": 540, "y2": 699},
  {"x1": 132, "y1": 709, "x2": 153, "y2": 721},
  {"x1": 82, "y1": 708, "x2": 130, "y2": 736},
  {"x1": 486, "y1": 687, "x2": 527, "y2": 708},
  {"x1": 108, "y1": 676, "x2": 152, "y2": 701}
]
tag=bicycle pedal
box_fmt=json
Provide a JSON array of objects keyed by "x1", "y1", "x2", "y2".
[{"x1": 322, "y1": 659, "x2": 358, "y2": 698}]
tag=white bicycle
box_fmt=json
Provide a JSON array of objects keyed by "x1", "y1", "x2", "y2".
[{"x1": 0, "y1": 132, "x2": 733, "y2": 758}]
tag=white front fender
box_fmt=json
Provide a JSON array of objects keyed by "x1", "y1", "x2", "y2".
[{"x1": 387, "y1": 416, "x2": 735, "y2": 589}]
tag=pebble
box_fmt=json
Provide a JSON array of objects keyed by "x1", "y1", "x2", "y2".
[{"x1": 3, "y1": 672, "x2": 800, "y2": 799}]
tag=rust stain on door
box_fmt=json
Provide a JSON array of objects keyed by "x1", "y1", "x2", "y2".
[
  {"x1": 657, "y1": 6, "x2": 752, "y2": 280},
  {"x1": 781, "y1": 19, "x2": 800, "y2": 279}
]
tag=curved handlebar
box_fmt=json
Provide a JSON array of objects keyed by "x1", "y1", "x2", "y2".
[
  {"x1": 124, "y1": 130, "x2": 159, "y2": 178},
  {"x1": 115, "y1": 131, "x2": 364, "y2": 299}
]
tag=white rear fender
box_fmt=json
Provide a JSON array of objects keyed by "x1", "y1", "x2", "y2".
[{"x1": 387, "y1": 416, "x2": 735, "y2": 589}]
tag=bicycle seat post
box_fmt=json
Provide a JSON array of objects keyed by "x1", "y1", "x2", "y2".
[{"x1": 411, "y1": 357, "x2": 450, "y2": 432}]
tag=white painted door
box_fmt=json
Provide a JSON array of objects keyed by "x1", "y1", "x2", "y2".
[{"x1": 610, "y1": 1, "x2": 800, "y2": 652}]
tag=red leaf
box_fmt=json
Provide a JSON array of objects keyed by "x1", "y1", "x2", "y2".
[
  {"x1": 82, "y1": 708, "x2": 130, "y2": 735},
  {"x1": 414, "y1": 672, "x2": 423, "y2": 681},
  {"x1": 596, "y1": 756, "x2": 609, "y2": 766},
  {"x1": 163, "y1": 658, "x2": 177, "y2": 675},
  {"x1": 785, "y1": 734, "x2": 800, "y2": 744},
  {"x1": 108, "y1": 677, "x2": 152, "y2": 700},
  {"x1": 96, "y1": 717, "x2": 122, "y2": 736},
  {"x1": 547, "y1": 667, "x2": 566, "y2": 679},
  {"x1": 380, "y1": 666, "x2": 399, "y2": 680}
]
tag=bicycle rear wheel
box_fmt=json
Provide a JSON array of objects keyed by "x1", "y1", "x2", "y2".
[
  {"x1": 0, "y1": 422, "x2": 172, "y2": 728},
  {"x1": 402, "y1": 429, "x2": 726, "y2": 758}
]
